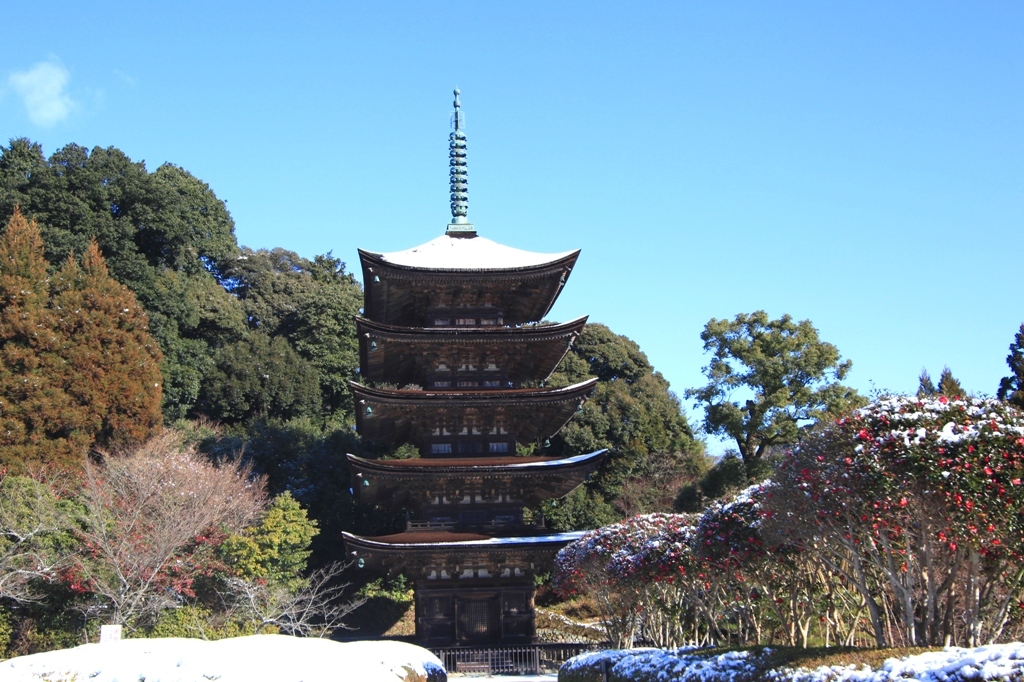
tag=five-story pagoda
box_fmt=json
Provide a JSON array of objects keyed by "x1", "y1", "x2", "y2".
[{"x1": 344, "y1": 90, "x2": 605, "y2": 646}]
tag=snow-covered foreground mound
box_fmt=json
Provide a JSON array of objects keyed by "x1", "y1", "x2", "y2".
[
  {"x1": 0, "y1": 635, "x2": 447, "y2": 682},
  {"x1": 561, "y1": 643, "x2": 1024, "y2": 682}
]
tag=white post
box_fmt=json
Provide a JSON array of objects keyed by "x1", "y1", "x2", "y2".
[{"x1": 99, "y1": 624, "x2": 122, "y2": 643}]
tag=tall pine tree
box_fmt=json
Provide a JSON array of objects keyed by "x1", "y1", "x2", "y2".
[
  {"x1": 0, "y1": 208, "x2": 82, "y2": 470},
  {"x1": 998, "y1": 324, "x2": 1024, "y2": 409},
  {"x1": 52, "y1": 241, "x2": 163, "y2": 447},
  {"x1": 0, "y1": 209, "x2": 162, "y2": 472},
  {"x1": 937, "y1": 366, "x2": 965, "y2": 398}
]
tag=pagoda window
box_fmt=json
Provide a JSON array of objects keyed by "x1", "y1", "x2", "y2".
[
  {"x1": 431, "y1": 443, "x2": 453, "y2": 455},
  {"x1": 433, "y1": 317, "x2": 451, "y2": 326},
  {"x1": 488, "y1": 442, "x2": 510, "y2": 453},
  {"x1": 425, "y1": 595, "x2": 453, "y2": 616},
  {"x1": 457, "y1": 380, "x2": 478, "y2": 388},
  {"x1": 456, "y1": 317, "x2": 475, "y2": 326},
  {"x1": 503, "y1": 592, "x2": 527, "y2": 614},
  {"x1": 483, "y1": 380, "x2": 501, "y2": 388},
  {"x1": 480, "y1": 317, "x2": 498, "y2": 326},
  {"x1": 433, "y1": 381, "x2": 451, "y2": 388}
]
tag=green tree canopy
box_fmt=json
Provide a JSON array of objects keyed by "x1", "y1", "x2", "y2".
[
  {"x1": 543, "y1": 323, "x2": 707, "y2": 529},
  {"x1": 686, "y1": 311, "x2": 863, "y2": 479},
  {"x1": 0, "y1": 139, "x2": 245, "y2": 420},
  {"x1": 998, "y1": 324, "x2": 1024, "y2": 409},
  {"x1": 195, "y1": 334, "x2": 322, "y2": 425},
  {"x1": 216, "y1": 248, "x2": 362, "y2": 420}
]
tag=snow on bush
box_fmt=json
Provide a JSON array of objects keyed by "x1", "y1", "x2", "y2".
[
  {"x1": 562, "y1": 643, "x2": 1024, "y2": 682},
  {"x1": 560, "y1": 647, "x2": 763, "y2": 682}
]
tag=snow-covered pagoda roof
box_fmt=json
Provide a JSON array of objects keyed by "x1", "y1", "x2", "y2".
[
  {"x1": 358, "y1": 237, "x2": 580, "y2": 327},
  {"x1": 342, "y1": 529, "x2": 587, "y2": 573},
  {"x1": 366, "y1": 234, "x2": 578, "y2": 272}
]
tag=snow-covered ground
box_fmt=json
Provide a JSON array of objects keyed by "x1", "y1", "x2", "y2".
[
  {"x1": 562, "y1": 643, "x2": 1024, "y2": 682},
  {"x1": 0, "y1": 635, "x2": 446, "y2": 682}
]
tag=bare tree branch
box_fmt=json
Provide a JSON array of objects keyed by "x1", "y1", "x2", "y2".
[{"x1": 219, "y1": 562, "x2": 367, "y2": 638}]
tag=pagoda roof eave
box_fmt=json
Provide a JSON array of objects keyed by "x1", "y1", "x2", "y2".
[
  {"x1": 356, "y1": 315, "x2": 587, "y2": 387},
  {"x1": 358, "y1": 247, "x2": 580, "y2": 326},
  {"x1": 342, "y1": 530, "x2": 586, "y2": 551},
  {"x1": 351, "y1": 378, "x2": 598, "y2": 447},
  {"x1": 355, "y1": 315, "x2": 589, "y2": 341},
  {"x1": 347, "y1": 450, "x2": 608, "y2": 507},
  {"x1": 351, "y1": 378, "x2": 598, "y2": 405},
  {"x1": 347, "y1": 449, "x2": 607, "y2": 474}
]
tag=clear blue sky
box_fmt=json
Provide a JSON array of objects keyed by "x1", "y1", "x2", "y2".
[{"x1": 2, "y1": 2, "x2": 1022, "y2": 453}]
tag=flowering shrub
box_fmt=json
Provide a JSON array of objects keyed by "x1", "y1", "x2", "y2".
[
  {"x1": 555, "y1": 488, "x2": 776, "y2": 648},
  {"x1": 554, "y1": 513, "x2": 683, "y2": 647},
  {"x1": 769, "y1": 395, "x2": 1024, "y2": 647},
  {"x1": 555, "y1": 396, "x2": 1024, "y2": 650}
]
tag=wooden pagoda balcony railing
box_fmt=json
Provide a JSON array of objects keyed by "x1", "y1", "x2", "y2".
[{"x1": 405, "y1": 517, "x2": 546, "y2": 533}]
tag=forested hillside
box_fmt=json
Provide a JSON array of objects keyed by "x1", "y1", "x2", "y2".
[{"x1": 0, "y1": 139, "x2": 707, "y2": 555}]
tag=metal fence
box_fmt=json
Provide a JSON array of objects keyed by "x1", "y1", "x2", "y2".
[{"x1": 430, "y1": 642, "x2": 604, "y2": 675}]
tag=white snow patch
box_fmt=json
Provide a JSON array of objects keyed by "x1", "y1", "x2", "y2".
[{"x1": 0, "y1": 634, "x2": 446, "y2": 682}]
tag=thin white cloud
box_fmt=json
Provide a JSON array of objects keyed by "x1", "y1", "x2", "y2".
[{"x1": 8, "y1": 60, "x2": 76, "y2": 126}]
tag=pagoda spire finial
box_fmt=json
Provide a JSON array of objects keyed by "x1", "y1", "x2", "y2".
[{"x1": 446, "y1": 87, "x2": 475, "y2": 236}]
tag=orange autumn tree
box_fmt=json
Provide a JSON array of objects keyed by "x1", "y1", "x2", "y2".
[{"x1": 0, "y1": 207, "x2": 162, "y2": 472}]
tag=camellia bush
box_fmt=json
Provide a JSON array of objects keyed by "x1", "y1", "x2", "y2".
[
  {"x1": 553, "y1": 513, "x2": 680, "y2": 648},
  {"x1": 555, "y1": 396, "x2": 1024, "y2": 649},
  {"x1": 769, "y1": 395, "x2": 1024, "y2": 648}
]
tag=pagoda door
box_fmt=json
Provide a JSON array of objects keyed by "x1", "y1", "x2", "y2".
[{"x1": 455, "y1": 593, "x2": 500, "y2": 644}]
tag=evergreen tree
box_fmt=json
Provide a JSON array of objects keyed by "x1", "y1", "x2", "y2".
[
  {"x1": 0, "y1": 208, "x2": 82, "y2": 471},
  {"x1": 195, "y1": 334, "x2": 321, "y2": 425},
  {"x1": 51, "y1": 241, "x2": 163, "y2": 447},
  {"x1": 216, "y1": 247, "x2": 361, "y2": 421},
  {"x1": 0, "y1": 209, "x2": 162, "y2": 472},
  {"x1": 937, "y1": 366, "x2": 965, "y2": 398},
  {"x1": 917, "y1": 368, "x2": 937, "y2": 397},
  {"x1": 998, "y1": 324, "x2": 1024, "y2": 410}
]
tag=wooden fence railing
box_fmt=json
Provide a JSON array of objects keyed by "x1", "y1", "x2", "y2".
[{"x1": 429, "y1": 641, "x2": 605, "y2": 675}]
